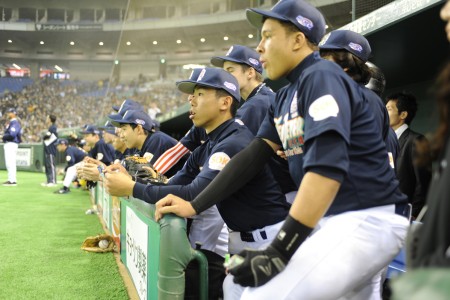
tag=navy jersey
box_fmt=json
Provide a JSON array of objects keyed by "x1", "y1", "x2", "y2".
[
  {"x1": 240, "y1": 84, "x2": 297, "y2": 194},
  {"x1": 140, "y1": 131, "x2": 187, "y2": 177},
  {"x1": 257, "y1": 52, "x2": 406, "y2": 215},
  {"x1": 181, "y1": 85, "x2": 296, "y2": 194},
  {"x1": 44, "y1": 124, "x2": 58, "y2": 155},
  {"x1": 133, "y1": 119, "x2": 289, "y2": 232},
  {"x1": 180, "y1": 125, "x2": 208, "y2": 152},
  {"x1": 2, "y1": 118, "x2": 21, "y2": 143},
  {"x1": 235, "y1": 84, "x2": 271, "y2": 134},
  {"x1": 65, "y1": 146, "x2": 86, "y2": 167},
  {"x1": 360, "y1": 85, "x2": 400, "y2": 161},
  {"x1": 89, "y1": 139, "x2": 115, "y2": 165}
]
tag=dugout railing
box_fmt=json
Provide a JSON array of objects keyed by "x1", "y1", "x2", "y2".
[{"x1": 92, "y1": 181, "x2": 208, "y2": 300}]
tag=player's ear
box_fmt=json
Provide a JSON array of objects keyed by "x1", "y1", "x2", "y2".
[
  {"x1": 219, "y1": 95, "x2": 233, "y2": 112},
  {"x1": 292, "y1": 31, "x2": 306, "y2": 51}
]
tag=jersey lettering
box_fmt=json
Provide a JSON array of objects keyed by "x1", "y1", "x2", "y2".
[{"x1": 274, "y1": 114, "x2": 304, "y2": 158}]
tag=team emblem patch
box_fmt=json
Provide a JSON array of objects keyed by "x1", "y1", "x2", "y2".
[
  {"x1": 135, "y1": 118, "x2": 145, "y2": 126},
  {"x1": 348, "y1": 42, "x2": 363, "y2": 53},
  {"x1": 308, "y1": 94, "x2": 339, "y2": 121},
  {"x1": 296, "y1": 15, "x2": 314, "y2": 30},
  {"x1": 143, "y1": 152, "x2": 154, "y2": 162},
  {"x1": 224, "y1": 81, "x2": 237, "y2": 91},
  {"x1": 11, "y1": 127, "x2": 16, "y2": 132},
  {"x1": 97, "y1": 153, "x2": 104, "y2": 161},
  {"x1": 66, "y1": 155, "x2": 72, "y2": 162},
  {"x1": 208, "y1": 152, "x2": 230, "y2": 171},
  {"x1": 248, "y1": 58, "x2": 260, "y2": 67}
]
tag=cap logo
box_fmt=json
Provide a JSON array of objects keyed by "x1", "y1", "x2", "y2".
[
  {"x1": 135, "y1": 119, "x2": 145, "y2": 126},
  {"x1": 296, "y1": 15, "x2": 314, "y2": 30},
  {"x1": 318, "y1": 33, "x2": 330, "y2": 46},
  {"x1": 224, "y1": 81, "x2": 237, "y2": 91},
  {"x1": 226, "y1": 46, "x2": 234, "y2": 56},
  {"x1": 271, "y1": 0, "x2": 283, "y2": 11},
  {"x1": 248, "y1": 57, "x2": 260, "y2": 66},
  {"x1": 348, "y1": 42, "x2": 363, "y2": 53},
  {"x1": 189, "y1": 70, "x2": 196, "y2": 79},
  {"x1": 197, "y1": 69, "x2": 206, "y2": 81}
]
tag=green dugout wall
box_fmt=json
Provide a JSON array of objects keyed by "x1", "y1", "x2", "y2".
[
  {"x1": 93, "y1": 182, "x2": 208, "y2": 300},
  {"x1": 0, "y1": 143, "x2": 44, "y2": 172}
]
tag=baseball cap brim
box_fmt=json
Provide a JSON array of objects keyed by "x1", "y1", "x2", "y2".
[
  {"x1": 108, "y1": 113, "x2": 127, "y2": 128},
  {"x1": 246, "y1": 8, "x2": 289, "y2": 29},
  {"x1": 319, "y1": 44, "x2": 344, "y2": 51},
  {"x1": 176, "y1": 80, "x2": 197, "y2": 95},
  {"x1": 176, "y1": 80, "x2": 236, "y2": 100},
  {"x1": 211, "y1": 56, "x2": 243, "y2": 68}
]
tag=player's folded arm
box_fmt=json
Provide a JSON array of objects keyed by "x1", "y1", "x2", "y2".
[
  {"x1": 190, "y1": 137, "x2": 275, "y2": 214},
  {"x1": 132, "y1": 175, "x2": 211, "y2": 205}
]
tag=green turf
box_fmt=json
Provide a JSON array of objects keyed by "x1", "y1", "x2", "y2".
[{"x1": 0, "y1": 171, "x2": 129, "y2": 300}]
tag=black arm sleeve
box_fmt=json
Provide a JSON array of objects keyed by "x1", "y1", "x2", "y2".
[{"x1": 190, "y1": 138, "x2": 275, "y2": 214}]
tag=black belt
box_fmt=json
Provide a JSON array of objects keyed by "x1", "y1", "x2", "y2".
[
  {"x1": 240, "y1": 230, "x2": 267, "y2": 242},
  {"x1": 395, "y1": 203, "x2": 411, "y2": 220}
]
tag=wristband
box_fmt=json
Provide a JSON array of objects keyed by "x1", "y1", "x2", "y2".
[{"x1": 271, "y1": 215, "x2": 314, "y2": 261}]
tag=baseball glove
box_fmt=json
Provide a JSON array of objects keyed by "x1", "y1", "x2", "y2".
[
  {"x1": 122, "y1": 155, "x2": 167, "y2": 185},
  {"x1": 81, "y1": 234, "x2": 115, "y2": 253}
]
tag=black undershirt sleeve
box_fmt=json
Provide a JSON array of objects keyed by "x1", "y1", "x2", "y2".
[{"x1": 190, "y1": 138, "x2": 275, "y2": 214}]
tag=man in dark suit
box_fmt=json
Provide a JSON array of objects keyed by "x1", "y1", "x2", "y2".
[{"x1": 386, "y1": 92, "x2": 431, "y2": 218}]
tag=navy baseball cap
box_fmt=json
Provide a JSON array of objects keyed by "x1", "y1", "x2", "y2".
[
  {"x1": 110, "y1": 110, "x2": 154, "y2": 131},
  {"x1": 80, "y1": 125, "x2": 101, "y2": 135},
  {"x1": 6, "y1": 108, "x2": 16, "y2": 114},
  {"x1": 112, "y1": 99, "x2": 143, "y2": 113},
  {"x1": 176, "y1": 68, "x2": 241, "y2": 102},
  {"x1": 211, "y1": 45, "x2": 263, "y2": 74},
  {"x1": 98, "y1": 121, "x2": 117, "y2": 136},
  {"x1": 188, "y1": 68, "x2": 204, "y2": 80},
  {"x1": 246, "y1": 0, "x2": 326, "y2": 45},
  {"x1": 319, "y1": 30, "x2": 371, "y2": 62},
  {"x1": 56, "y1": 138, "x2": 68, "y2": 145}
]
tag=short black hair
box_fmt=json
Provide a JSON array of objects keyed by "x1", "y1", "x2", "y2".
[
  {"x1": 386, "y1": 92, "x2": 418, "y2": 125},
  {"x1": 319, "y1": 49, "x2": 372, "y2": 85},
  {"x1": 215, "y1": 89, "x2": 239, "y2": 117},
  {"x1": 129, "y1": 123, "x2": 151, "y2": 136},
  {"x1": 49, "y1": 115, "x2": 57, "y2": 123}
]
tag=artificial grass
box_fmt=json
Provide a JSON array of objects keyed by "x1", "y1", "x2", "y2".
[{"x1": 0, "y1": 171, "x2": 129, "y2": 300}]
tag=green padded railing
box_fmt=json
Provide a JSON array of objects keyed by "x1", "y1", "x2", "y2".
[{"x1": 119, "y1": 196, "x2": 209, "y2": 300}]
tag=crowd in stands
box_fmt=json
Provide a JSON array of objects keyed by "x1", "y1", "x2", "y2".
[{"x1": 0, "y1": 75, "x2": 187, "y2": 143}]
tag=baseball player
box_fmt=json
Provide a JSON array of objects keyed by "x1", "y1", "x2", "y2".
[
  {"x1": 318, "y1": 29, "x2": 400, "y2": 169},
  {"x1": 99, "y1": 121, "x2": 133, "y2": 163},
  {"x1": 154, "y1": 1, "x2": 409, "y2": 299},
  {"x1": 80, "y1": 125, "x2": 115, "y2": 165},
  {"x1": 42, "y1": 114, "x2": 58, "y2": 187},
  {"x1": 365, "y1": 61, "x2": 400, "y2": 166},
  {"x1": 109, "y1": 109, "x2": 185, "y2": 178},
  {"x1": 211, "y1": 45, "x2": 297, "y2": 198},
  {"x1": 154, "y1": 49, "x2": 296, "y2": 198},
  {"x1": 103, "y1": 68, "x2": 289, "y2": 299},
  {"x1": 2, "y1": 108, "x2": 21, "y2": 186},
  {"x1": 54, "y1": 138, "x2": 87, "y2": 194}
]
